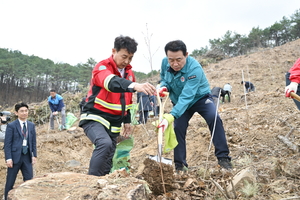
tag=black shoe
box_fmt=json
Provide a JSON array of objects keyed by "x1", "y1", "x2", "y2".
[{"x1": 218, "y1": 157, "x2": 232, "y2": 170}]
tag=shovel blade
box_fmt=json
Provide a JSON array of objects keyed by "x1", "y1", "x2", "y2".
[{"x1": 148, "y1": 154, "x2": 172, "y2": 165}]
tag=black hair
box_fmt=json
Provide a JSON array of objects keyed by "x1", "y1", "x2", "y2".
[
  {"x1": 164, "y1": 40, "x2": 187, "y2": 56},
  {"x1": 114, "y1": 35, "x2": 138, "y2": 54},
  {"x1": 15, "y1": 102, "x2": 28, "y2": 112},
  {"x1": 50, "y1": 89, "x2": 56, "y2": 93}
]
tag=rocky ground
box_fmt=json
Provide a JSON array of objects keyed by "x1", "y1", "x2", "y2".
[{"x1": 1, "y1": 39, "x2": 300, "y2": 199}]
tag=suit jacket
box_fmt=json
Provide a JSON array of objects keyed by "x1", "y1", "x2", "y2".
[{"x1": 4, "y1": 120, "x2": 37, "y2": 164}]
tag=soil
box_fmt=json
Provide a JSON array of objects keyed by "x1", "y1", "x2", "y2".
[{"x1": 1, "y1": 39, "x2": 300, "y2": 199}]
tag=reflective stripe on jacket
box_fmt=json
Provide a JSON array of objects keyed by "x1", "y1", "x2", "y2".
[
  {"x1": 80, "y1": 114, "x2": 121, "y2": 134},
  {"x1": 79, "y1": 55, "x2": 135, "y2": 137}
]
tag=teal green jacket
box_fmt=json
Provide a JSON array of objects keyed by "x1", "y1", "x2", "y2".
[{"x1": 160, "y1": 56, "x2": 210, "y2": 119}]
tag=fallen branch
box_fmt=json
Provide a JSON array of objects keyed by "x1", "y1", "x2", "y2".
[
  {"x1": 210, "y1": 179, "x2": 229, "y2": 200},
  {"x1": 285, "y1": 127, "x2": 295, "y2": 138},
  {"x1": 280, "y1": 196, "x2": 300, "y2": 200},
  {"x1": 229, "y1": 178, "x2": 237, "y2": 199},
  {"x1": 277, "y1": 135, "x2": 299, "y2": 152}
]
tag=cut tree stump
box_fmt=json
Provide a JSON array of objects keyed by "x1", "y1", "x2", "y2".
[{"x1": 8, "y1": 171, "x2": 151, "y2": 200}]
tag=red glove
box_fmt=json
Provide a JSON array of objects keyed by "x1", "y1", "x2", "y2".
[{"x1": 158, "y1": 87, "x2": 168, "y2": 97}]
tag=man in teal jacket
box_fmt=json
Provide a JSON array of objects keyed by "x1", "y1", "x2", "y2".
[{"x1": 158, "y1": 40, "x2": 232, "y2": 171}]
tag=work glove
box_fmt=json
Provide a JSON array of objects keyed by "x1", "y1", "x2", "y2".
[
  {"x1": 285, "y1": 82, "x2": 298, "y2": 98},
  {"x1": 53, "y1": 111, "x2": 58, "y2": 115},
  {"x1": 157, "y1": 113, "x2": 174, "y2": 133},
  {"x1": 158, "y1": 87, "x2": 168, "y2": 97}
]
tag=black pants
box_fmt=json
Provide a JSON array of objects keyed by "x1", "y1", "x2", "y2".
[
  {"x1": 173, "y1": 95, "x2": 230, "y2": 169},
  {"x1": 82, "y1": 121, "x2": 117, "y2": 176},
  {"x1": 5, "y1": 153, "x2": 32, "y2": 200},
  {"x1": 138, "y1": 111, "x2": 149, "y2": 124}
]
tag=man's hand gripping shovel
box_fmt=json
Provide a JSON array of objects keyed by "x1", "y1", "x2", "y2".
[{"x1": 148, "y1": 91, "x2": 172, "y2": 165}]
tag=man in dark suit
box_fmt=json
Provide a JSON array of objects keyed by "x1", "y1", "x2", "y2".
[{"x1": 4, "y1": 102, "x2": 37, "y2": 200}]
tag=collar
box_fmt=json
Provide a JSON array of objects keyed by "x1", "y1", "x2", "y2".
[
  {"x1": 108, "y1": 55, "x2": 132, "y2": 77},
  {"x1": 118, "y1": 68, "x2": 125, "y2": 77},
  {"x1": 18, "y1": 119, "x2": 27, "y2": 126}
]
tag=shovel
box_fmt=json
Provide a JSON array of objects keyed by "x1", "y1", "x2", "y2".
[
  {"x1": 54, "y1": 115, "x2": 62, "y2": 131},
  {"x1": 149, "y1": 91, "x2": 172, "y2": 165},
  {"x1": 290, "y1": 92, "x2": 300, "y2": 102}
]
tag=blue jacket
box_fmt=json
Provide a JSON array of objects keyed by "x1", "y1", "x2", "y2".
[
  {"x1": 48, "y1": 94, "x2": 65, "y2": 112},
  {"x1": 160, "y1": 56, "x2": 210, "y2": 119}
]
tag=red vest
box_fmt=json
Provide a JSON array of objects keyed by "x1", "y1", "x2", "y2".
[{"x1": 87, "y1": 55, "x2": 135, "y2": 116}]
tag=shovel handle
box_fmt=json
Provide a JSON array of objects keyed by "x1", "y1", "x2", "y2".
[{"x1": 290, "y1": 92, "x2": 300, "y2": 102}]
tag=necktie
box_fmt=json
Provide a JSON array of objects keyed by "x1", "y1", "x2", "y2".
[{"x1": 22, "y1": 122, "x2": 28, "y2": 154}]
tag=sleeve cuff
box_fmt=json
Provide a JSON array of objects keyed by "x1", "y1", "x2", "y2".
[
  {"x1": 128, "y1": 82, "x2": 137, "y2": 89},
  {"x1": 127, "y1": 82, "x2": 137, "y2": 92}
]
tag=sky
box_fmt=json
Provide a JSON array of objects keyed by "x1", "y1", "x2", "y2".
[{"x1": 0, "y1": 0, "x2": 299, "y2": 73}]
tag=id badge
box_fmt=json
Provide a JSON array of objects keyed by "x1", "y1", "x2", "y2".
[{"x1": 22, "y1": 139, "x2": 27, "y2": 146}]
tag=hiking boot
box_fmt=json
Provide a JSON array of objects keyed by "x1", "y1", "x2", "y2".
[
  {"x1": 175, "y1": 166, "x2": 189, "y2": 174},
  {"x1": 218, "y1": 157, "x2": 232, "y2": 170}
]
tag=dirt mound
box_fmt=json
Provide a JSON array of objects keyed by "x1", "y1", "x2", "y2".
[{"x1": 1, "y1": 39, "x2": 300, "y2": 199}]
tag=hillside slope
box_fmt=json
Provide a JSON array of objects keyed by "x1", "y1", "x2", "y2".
[{"x1": 1, "y1": 39, "x2": 300, "y2": 199}]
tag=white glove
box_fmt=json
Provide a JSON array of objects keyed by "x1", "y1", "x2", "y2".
[
  {"x1": 285, "y1": 82, "x2": 298, "y2": 98},
  {"x1": 158, "y1": 119, "x2": 169, "y2": 133},
  {"x1": 53, "y1": 111, "x2": 58, "y2": 116},
  {"x1": 157, "y1": 114, "x2": 174, "y2": 133}
]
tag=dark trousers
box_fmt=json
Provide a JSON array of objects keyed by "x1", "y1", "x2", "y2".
[
  {"x1": 138, "y1": 111, "x2": 149, "y2": 124},
  {"x1": 222, "y1": 91, "x2": 231, "y2": 103},
  {"x1": 5, "y1": 153, "x2": 32, "y2": 200},
  {"x1": 82, "y1": 120, "x2": 117, "y2": 176},
  {"x1": 173, "y1": 95, "x2": 230, "y2": 169}
]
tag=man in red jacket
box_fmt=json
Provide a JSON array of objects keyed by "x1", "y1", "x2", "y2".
[{"x1": 79, "y1": 35, "x2": 156, "y2": 176}]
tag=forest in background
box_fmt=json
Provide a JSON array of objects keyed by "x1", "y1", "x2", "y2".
[
  {"x1": 0, "y1": 48, "x2": 159, "y2": 108},
  {"x1": 0, "y1": 48, "x2": 95, "y2": 107},
  {"x1": 191, "y1": 9, "x2": 300, "y2": 65},
  {"x1": 0, "y1": 8, "x2": 299, "y2": 108}
]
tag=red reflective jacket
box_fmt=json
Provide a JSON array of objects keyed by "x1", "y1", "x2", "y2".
[
  {"x1": 289, "y1": 58, "x2": 300, "y2": 83},
  {"x1": 79, "y1": 55, "x2": 136, "y2": 136}
]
